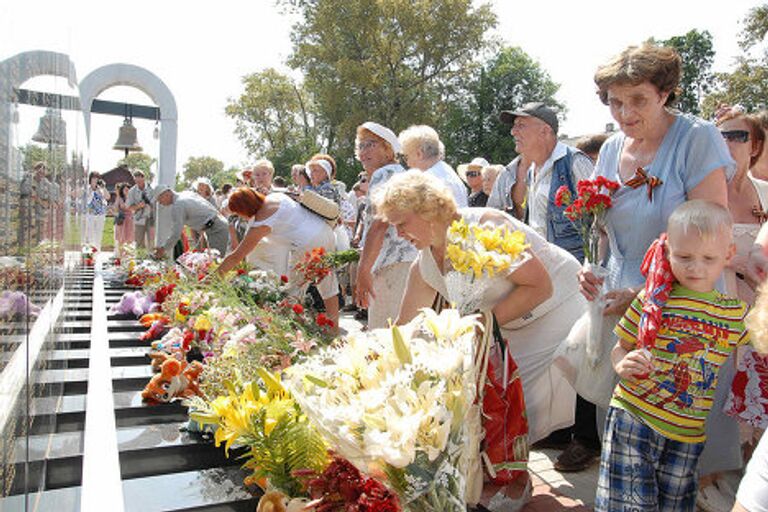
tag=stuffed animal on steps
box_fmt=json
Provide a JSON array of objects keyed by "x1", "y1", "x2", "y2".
[
  {"x1": 141, "y1": 358, "x2": 203, "y2": 403},
  {"x1": 109, "y1": 290, "x2": 156, "y2": 318}
]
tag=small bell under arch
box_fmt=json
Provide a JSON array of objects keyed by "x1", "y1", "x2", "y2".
[{"x1": 113, "y1": 117, "x2": 143, "y2": 156}]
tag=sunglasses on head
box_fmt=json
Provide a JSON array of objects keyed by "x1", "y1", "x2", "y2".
[
  {"x1": 721, "y1": 130, "x2": 750, "y2": 143},
  {"x1": 466, "y1": 171, "x2": 481, "y2": 178}
]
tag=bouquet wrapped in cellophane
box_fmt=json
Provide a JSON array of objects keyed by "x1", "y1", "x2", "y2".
[
  {"x1": 444, "y1": 218, "x2": 530, "y2": 315},
  {"x1": 286, "y1": 309, "x2": 482, "y2": 512},
  {"x1": 442, "y1": 218, "x2": 531, "y2": 504}
]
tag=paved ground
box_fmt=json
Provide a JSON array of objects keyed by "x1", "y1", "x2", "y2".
[
  {"x1": 340, "y1": 310, "x2": 601, "y2": 511},
  {"x1": 524, "y1": 448, "x2": 598, "y2": 511}
]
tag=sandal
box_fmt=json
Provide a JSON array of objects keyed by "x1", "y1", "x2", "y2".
[{"x1": 697, "y1": 483, "x2": 733, "y2": 512}]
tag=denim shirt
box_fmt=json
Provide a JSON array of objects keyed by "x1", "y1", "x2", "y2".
[{"x1": 546, "y1": 147, "x2": 585, "y2": 262}]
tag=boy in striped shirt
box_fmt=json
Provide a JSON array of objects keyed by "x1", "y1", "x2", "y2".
[{"x1": 595, "y1": 200, "x2": 750, "y2": 512}]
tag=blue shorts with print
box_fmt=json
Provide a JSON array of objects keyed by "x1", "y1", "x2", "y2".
[{"x1": 594, "y1": 406, "x2": 704, "y2": 512}]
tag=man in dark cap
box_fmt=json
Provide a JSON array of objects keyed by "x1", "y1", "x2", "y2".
[{"x1": 493, "y1": 102, "x2": 598, "y2": 472}]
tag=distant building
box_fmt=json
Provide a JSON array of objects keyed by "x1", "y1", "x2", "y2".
[{"x1": 100, "y1": 165, "x2": 135, "y2": 202}]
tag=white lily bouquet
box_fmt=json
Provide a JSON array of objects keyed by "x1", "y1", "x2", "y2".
[
  {"x1": 286, "y1": 309, "x2": 481, "y2": 512},
  {"x1": 444, "y1": 218, "x2": 530, "y2": 315}
]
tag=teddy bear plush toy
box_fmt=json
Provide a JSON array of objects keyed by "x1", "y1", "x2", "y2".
[
  {"x1": 109, "y1": 290, "x2": 156, "y2": 318},
  {"x1": 141, "y1": 358, "x2": 204, "y2": 403}
]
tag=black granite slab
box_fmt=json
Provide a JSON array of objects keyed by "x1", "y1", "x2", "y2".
[
  {"x1": 0, "y1": 485, "x2": 80, "y2": 511},
  {"x1": 121, "y1": 467, "x2": 258, "y2": 512},
  {"x1": 31, "y1": 394, "x2": 86, "y2": 416},
  {"x1": 112, "y1": 365, "x2": 153, "y2": 381}
]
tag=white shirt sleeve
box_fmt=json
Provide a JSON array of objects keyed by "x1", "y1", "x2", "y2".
[
  {"x1": 737, "y1": 430, "x2": 768, "y2": 512},
  {"x1": 572, "y1": 152, "x2": 595, "y2": 183}
]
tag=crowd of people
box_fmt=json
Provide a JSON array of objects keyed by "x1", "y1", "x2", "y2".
[{"x1": 97, "y1": 41, "x2": 768, "y2": 511}]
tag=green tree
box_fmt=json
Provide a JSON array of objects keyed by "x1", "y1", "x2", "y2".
[
  {"x1": 225, "y1": 68, "x2": 318, "y2": 175},
  {"x1": 279, "y1": 0, "x2": 497, "y2": 185},
  {"x1": 118, "y1": 152, "x2": 155, "y2": 177},
  {"x1": 701, "y1": 5, "x2": 768, "y2": 116},
  {"x1": 659, "y1": 30, "x2": 715, "y2": 115},
  {"x1": 19, "y1": 143, "x2": 67, "y2": 172},
  {"x1": 439, "y1": 46, "x2": 562, "y2": 166},
  {"x1": 212, "y1": 166, "x2": 240, "y2": 189},
  {"x1": 180, "y1": 156, "x2": 224, "y2": 189},
  {"x1": 739, "y1": 3, "x2": 768, "y2": 51}
]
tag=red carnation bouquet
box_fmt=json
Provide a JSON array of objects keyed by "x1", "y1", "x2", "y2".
[
  {"x1": 554, "y1": 176, "x2": 620, "y2": 389},
  {"x1": 555, "y1": 176, "x2": 619, "y2": 265},
  {"x1": 294, "y1": 247, "x2": 332, "y2": 286}
]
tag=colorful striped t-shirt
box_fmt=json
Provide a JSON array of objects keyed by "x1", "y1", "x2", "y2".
[{"x1": 612, "y1": 284, "x2": 750, "y2": 443}]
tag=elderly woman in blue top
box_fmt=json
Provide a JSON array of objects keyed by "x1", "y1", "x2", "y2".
[
  {"x1": 153, "y1": 184, "x2": 230, "y2": 258},
  {"x1": 576, "y1": 43, "x2": 737, "y2": 505}
]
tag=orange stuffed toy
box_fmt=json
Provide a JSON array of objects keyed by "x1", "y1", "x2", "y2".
[{"x1": 141, "y1": 358, "x2": 203, "y2": 403}]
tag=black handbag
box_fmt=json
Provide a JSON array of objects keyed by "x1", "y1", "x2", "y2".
[{"x1": 115, "y1": 210, "x2": 125, "y2": 225}]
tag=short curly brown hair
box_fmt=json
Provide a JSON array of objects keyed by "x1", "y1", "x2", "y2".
[{"x1": 594, "y1": 44, "x2": 682, "y2": 107}]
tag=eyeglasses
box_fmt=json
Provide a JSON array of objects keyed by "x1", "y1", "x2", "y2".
[
  {"x1": 721, "y1": 130, "x2": 750, "y2": 143},
  {"x1": 355, "y1": 140, "x2": 380, "y2": 152},
  {"x1": 359, "y1": 177, "x2": 368, "y2": 182},
  {"x1": 465, "y1": 171, "x2": 481, "y2": 178}
]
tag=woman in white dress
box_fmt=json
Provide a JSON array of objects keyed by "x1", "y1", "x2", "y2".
[
  {"x1": 216, "y1": 187, "x2": 340, "y2": 327},
  {"x1": 376, "y1": 170, "x2": 585, "y2": 511}
]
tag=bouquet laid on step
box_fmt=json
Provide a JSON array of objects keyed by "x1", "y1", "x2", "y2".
[
  {"x1": 176, "y1": 248, "x2": 220, "y2": 278},
  {"x1": 286, "y1": 309, "x2": 481, "y2": 512},
  {"x1": 81, "y1": 244, "x2": 97, "y2": 265}
]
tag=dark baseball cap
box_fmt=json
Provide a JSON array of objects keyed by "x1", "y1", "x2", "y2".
[{"x1": 499, "y1": 102, "x2": 559, "y2": 134}]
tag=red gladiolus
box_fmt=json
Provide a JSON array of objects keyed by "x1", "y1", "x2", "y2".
[
  {"x1": 236, "y1": 268, "x2": 246, "y2": 275},
  {"x1": 280, "y1": 274, "x2": 289, "y2": 283},
  {"x1": 292, "y1": 304, "x2": 304, "y2": 315}
]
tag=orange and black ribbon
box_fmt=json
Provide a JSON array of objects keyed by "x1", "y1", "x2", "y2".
[
  {"x1": 752, "y1": 205, "x2": 768, "y2": 224},
  {"x1": 625, "y1": 167, "x2": 663, "y2": 202}
]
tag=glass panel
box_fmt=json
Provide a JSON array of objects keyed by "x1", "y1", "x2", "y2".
[{"x1": 0, "y1": 52, "x2": 86, "y2": 511}]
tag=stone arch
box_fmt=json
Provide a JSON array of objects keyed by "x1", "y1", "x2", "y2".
[
  {"x1": 79, "y1": 63, "x2": 178, "y2": 189},
  {"x1": 0, "y1": 50, "x2": 78, "y2": 176}
]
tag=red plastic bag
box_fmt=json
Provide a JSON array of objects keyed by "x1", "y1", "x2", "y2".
[{"x1": 482, "y1": 346, "x2": 529, "y2": 485}]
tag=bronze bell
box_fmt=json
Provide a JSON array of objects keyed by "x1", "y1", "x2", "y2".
[
  {"x1": 113, "y1": 117, "x2": 143, "y2": 155},
  {"x1": 32, "y1": 107, "x2": 67, "y2": 146}
]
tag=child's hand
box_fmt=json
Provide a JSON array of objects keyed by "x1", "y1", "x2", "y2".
[{"x1": 615, "y1": 348, "x2": 654, "y2": 381}]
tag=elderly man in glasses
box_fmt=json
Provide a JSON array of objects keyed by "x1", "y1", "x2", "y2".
[{"x1": 494, "y1": 102, "x2": 594, "y2": 260}]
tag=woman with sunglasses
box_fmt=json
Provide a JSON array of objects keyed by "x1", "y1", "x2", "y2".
[
  {"x1": 458, "y1": 157, "x2": 491, "y2": 207},
  {"x1": 718, "y1": 109, "x2": 767, "y2": 304}
]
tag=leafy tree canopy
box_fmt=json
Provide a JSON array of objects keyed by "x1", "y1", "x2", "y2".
[
  {"x1": 277, "y1": 0, "x2": 497, "y2": 184},
  {"x1": 439, "y1": 46, "x2": 562, "y2": 166},
  {"x1": 657, "y1": 29, "x2": 715, "y2": 115},
  {"x1": 118, "y1": 152, "x2": 155, "y2": 178}
]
